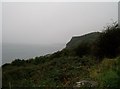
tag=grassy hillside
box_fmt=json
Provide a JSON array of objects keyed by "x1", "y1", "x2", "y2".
[
  {"x1": 2, "y1": 23, "x2": 120, "y2": 88},
  {"x1": 2, "y1": 56, "x2": 94, "y2": 87},
  {"x1": 2, "y1": 56, "x2": 120, "y2": 88}
]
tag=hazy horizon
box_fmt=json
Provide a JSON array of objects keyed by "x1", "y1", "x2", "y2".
[{"x1": 2, "y1": 43, "x2": 65, "y2": 64}]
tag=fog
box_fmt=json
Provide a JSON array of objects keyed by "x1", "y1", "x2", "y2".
[{"x1": 3, "y1": 2, "x2": 118, "y2": 45}]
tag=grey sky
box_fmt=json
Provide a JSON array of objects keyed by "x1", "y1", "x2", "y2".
[{"x1": 3, "y1": 2, "x2": 118, "y2": 45}]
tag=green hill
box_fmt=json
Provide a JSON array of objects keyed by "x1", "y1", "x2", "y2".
[{"x1": 66, "y1": 32, "x2": 100, "y2": 49}]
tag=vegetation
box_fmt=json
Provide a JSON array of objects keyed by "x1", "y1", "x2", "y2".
[
  {"x1": 2, "y1": 22, "x2": 120, "y2": 88},
  {"x1": 95, "y1": 24, "x2": 120, "y2": 58},
  {"x1": 66, "y1": 32, "x2": 100, "y2": 49}
]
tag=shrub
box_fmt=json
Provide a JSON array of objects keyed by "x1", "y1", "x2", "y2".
[
  {"x1": 11, "y1": 59, "x2": 25, "y2": 66},
  {"x1": 74, "y1": 42, "x2": 91, "y2": 57},
  {"x1": 98, "y1": 69, "x2": 119, "y2": 88},
  {"x1": 95, "y1": 23, "x2": 120, "y2": 58}
]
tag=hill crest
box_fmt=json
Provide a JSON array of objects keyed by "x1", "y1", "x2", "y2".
[{"x1": 66, "y1": 32, "x2": 100, "y2": 49}]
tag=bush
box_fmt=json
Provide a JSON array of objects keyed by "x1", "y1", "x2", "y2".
[
  {"x1": 11, "y1": 59, "x2": 25, "y2": 66},
  {"x1": 95, "y1": 23, "x2": 120, "y2": 58},
  {"x1": 74, "y1": 42, "x2": 91, "y2": 57},
  {"x1": 98, "y1": 69, "x2": 119, "y2": 88},
  {"x1": 33, "y1": 56, "x2": 46, "y2": 65}
]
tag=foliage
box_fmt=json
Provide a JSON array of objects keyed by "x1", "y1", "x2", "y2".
[
  {"x1": 11, "y1": 59, "x2": 26, "y2": 66},
  {"x1": 73, "y1": 42, "x2": 91, "y2": 57},
  {"x1": 90, "y1": 57, "x2": 120, "y2": 89},
  {"x1": 98, "y1": 69, "x2": 119, "y2": 88},
  {"x1": 94, "y1": 23, "x2": 120, "y2": 58}
]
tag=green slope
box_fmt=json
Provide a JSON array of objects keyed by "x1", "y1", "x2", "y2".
[{"x1": 66, "y1": 32, "x2": 100, "y2": 49}]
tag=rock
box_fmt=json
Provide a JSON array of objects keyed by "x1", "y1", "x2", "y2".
[{"x1": 76, "y1": 80, "x2": 98, "y2": 87}]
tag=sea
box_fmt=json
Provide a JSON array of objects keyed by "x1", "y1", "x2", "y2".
[{"x1": 2, "y1": 43, "x2": 65, "y2": 65}]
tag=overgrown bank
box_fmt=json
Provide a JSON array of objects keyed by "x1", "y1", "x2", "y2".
[{"x1": 2, "y1": 23, "x2": 120, "y2": 88}]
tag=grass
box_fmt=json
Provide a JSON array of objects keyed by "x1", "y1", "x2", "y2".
[{"x1": 2, "y1": 55, "x2": 120, "y2": 88}]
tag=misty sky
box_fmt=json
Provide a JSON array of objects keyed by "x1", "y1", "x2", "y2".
[{"x1": 3, "y1": 2, "x2": 118, "y2": 45}]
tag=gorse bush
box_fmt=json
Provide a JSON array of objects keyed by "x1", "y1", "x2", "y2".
[
  {"x1": 94, "y1": 23, "x2": 120, "y2": 58},
  {"x1": 74, "y1": 42, "x2": 91, "y2": 57},
  {"x1": 11, "y1": 59, "x2": 26, "y2": 66}
]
